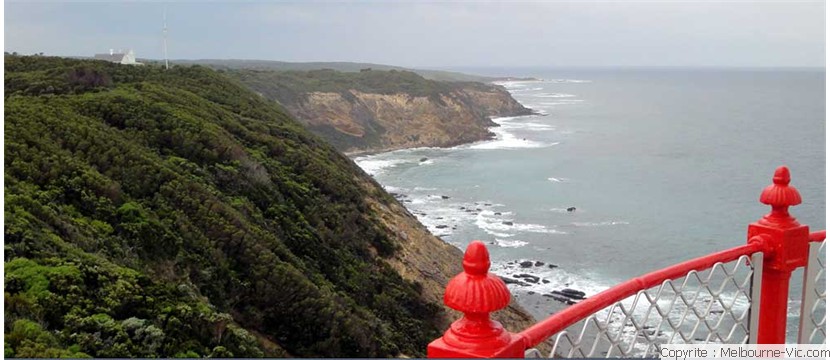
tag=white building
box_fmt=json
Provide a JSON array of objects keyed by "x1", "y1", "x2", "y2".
[{"x1": 94, "y1": 49, "x2": 141, "y2": 65}]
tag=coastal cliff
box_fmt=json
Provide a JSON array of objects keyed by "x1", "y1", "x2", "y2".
[
  {"x1": 228, "y1": 69, "x2": 532, "y2": 153},
  {"x1": 4, "y1": 56, "x2": 535, "y2": 358}
]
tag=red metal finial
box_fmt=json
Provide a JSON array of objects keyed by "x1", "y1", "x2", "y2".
[
  {"x1": 747, "y1": 166, "x2": 811, "y2": 344},
  {"x1": 444, "y1": 241, "x2": 511, "y2": 313},
  {"x1": 760, "y1": 166, "x2": 802, "y2": 211},
  {"x1": 462, "y1": 241, "x2": 490, "y2": 276},
  {"x1": 429, "y1": 240, "x2": 523, "y2": 358},
  {"x1": 772, "y1": 166, "x2": 791, "y2": 186}
]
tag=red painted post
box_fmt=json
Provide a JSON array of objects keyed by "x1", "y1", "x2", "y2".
[
  {"x1": 747, "y1": 166, "x2": 811, "y2": 344},
  {"x1": 427, "y1": 241, "x2": 526, "y2": 358}
]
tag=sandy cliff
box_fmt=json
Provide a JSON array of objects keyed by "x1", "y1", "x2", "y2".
[{"x1": 229, "y1": 69, "x2": 533, "y2": 154}]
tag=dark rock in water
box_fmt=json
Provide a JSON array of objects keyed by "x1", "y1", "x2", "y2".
[
  {"x1": 500, "y1": 276, "x2": 529, "y2": 286},
  {"x1": 420, "y1": 157, "x2": 429, "y2": 162},
  {"x1": 435, "y1": 217, "x2": 444, "y2": 220},
  {"x1": 562, "y1": 288, "x2": 586, "y2": 297},
  {"x1": 390, "y1": 192, "x2": 406, "y2": 198},
  {"x1": 542, "y1": 279, "x2": 550, "y2": 284},
  {"x1": 452, "y1": 226, "x2": 457, "y2": 229},
  {"x1": 476, "y1": 208, "x2": 482, "y2": 211},
  {"x1": 543, "y1": 294, "x2": 577, "y2": 305},
  {"x1": 403, "y1": 199, "x2": 412, "y2": 203},
  {"x1": 441, "y1": 195, "x2": 450, "y2": 199},
  {"x1": 502, "y1": 221, "x2": 514, "y2": 226},
  {"x1": 460, "y1": 207, "x2": 466, "y2": 210},
  {"x1": 567, "y1": 207, "x2": 576, "y2": 212},
  {"x1": 494, "y1": 212, "x2": 502, "y2": 215},
  {"x1": 534, "y1": 261, "x2": 545, "y2": 267},
  {"x1": 438, "y1": 234, "x2": 449, "y2": 238},
  {"x1": 550, "y1": 290, "x2": 574, "y2": 299},
  {"x1": 500, "y1": 276, "x2": 517, "y2": 283},
  {"x1": 485, "y1": 203, "x2": 492, "y2": 206},
  {"x1": 527, "y1": 291, "x2": 536, "y2": 295},
  {"x1": 647, "y1": 330, "x2": 666, "y2": 337},
  {"x1": 548, "y1": 264, "x2": 558, "y2": 269},
  {"x1": 435, "y1": 225, "x2": 448, "y2": 229},
  {"x1": 519, "y1": 261, "x2": 533, "y2": 268},
  {"x1": 508, "y1": 261, "x2": 515, "y2": 265},
  {"x1": 466, "y1": 209, "x2": 475, "y2": 213},
  {"x1": 516, "y1": 274, "x2": 540, "y2": 283},
  {"x1": 554, "y1": 288, "x2": 586, "y2": 300}
]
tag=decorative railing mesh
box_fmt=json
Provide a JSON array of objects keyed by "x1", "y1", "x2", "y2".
[
  {"x1": 525, "y1": 253, "x2": 761, "y2": 358},
  {"x1": 798, "y1": 241, "x2": 826, "y2": 344},
  {"x1": 426, "y1": 168, "x2": 825, "y2": 358}
]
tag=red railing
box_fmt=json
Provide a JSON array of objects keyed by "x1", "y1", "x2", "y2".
[
  {"x1": 427, "y1": 166, "x2": 826, "y2": 358},
  {"x1": 518, "y1": 242, "x2": 764, "y2": 350}
]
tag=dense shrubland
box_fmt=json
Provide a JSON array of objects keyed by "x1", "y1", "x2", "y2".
[{"x1": 4, "y1": 55, "x2": 441, "y2": 358}]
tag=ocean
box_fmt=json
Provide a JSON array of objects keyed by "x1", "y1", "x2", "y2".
[{"x1": 353, "y1": 68, "x2": 825, "y2": 340}]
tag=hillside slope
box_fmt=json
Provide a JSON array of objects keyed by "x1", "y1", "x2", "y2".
[
  {"x1": 4, "y1": 56, "x2": 535, "y2": 358},
  {"x1": 169, "y1": 59, "x2": 500, "y2": 82},
  {"x1": 228, "y1": 69, "x2": 532, "y2": 153}
]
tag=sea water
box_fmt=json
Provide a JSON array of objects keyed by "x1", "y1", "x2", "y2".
[{"x1": 354, "y1": 68, "x2": 825, "y2": 340}]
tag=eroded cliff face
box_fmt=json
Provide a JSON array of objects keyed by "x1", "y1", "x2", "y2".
[
  {"x1": 230, "y1": 69, "x2": 533, "y2": 153},
  {"x1": 290, "y1": 85, "x2": 531, "y2": 154}
]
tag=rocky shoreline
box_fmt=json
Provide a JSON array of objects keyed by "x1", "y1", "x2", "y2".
[
  {"x1": 385, "y1": 177, "x2": 594, "y2": 319},
  {"x1": 345, "y1": 76, "x2": 597, "y2": 319},
  {"x1": 344, "y1": 106, "x2": 544, "y2": 157}
]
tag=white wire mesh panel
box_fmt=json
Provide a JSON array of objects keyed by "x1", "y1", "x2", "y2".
[
  {"x1": 527, "y1": 254, "x2": 759, "y2": 358},
  {"x1": 798, "y1": 241, "x2": 826, "y2": 344}
]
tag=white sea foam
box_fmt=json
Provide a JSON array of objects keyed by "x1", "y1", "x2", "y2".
[
  {"x1": 418, "y1": 159, "x2": 435, "y2": 166},
  {"x1": 486, "y1": 230, "x2": 516, "y2": 237},
  {"x1": 413, "y1": 186, "x2": 437, "y2": 191},
  {"x1": 549, "y1": 79, "x2": 592, "y2": 84},
  {"x1": 354, "y1": 157, "x2": 407, "y2": 176},
  {"x1": 494, "y1": 239, "x2": 529, "y2": 248},
  {"x1": 534, "y1": 93, "x2": 576, "y2": 98},
  {"x1": 491, "y1": 260, "x2": 609, "y2": 299},
  {"x1": 511, "y1": 87, "x2": 544, "y2": 92},
  {"x1": 537, "y1": 101, "x2": 585, "y2": 107},
  {"x1": 408, "y1": 197, "x2": 428, "y2": 205},
  {"x1": 494, "y1": 80, "x2": 539, "y2": 89},
  {"x1": 571, "y1": 221, "x2": 630, "y2": 227},
  {"x1": 475, "y1": 210, "x2": 567, "y2": 236},
  {"x1": 514, "y1": 223, "x2": 568, "y2": 234},
  {"x1": 519, "y1": 122, "x2": 555, "y2": 130},
  {"x1": 547, "y1": 177, "x2": 567, "y2": 183},
  {"x1": 466, "y1": 116, "x2": 559, "y2": 150},
  {"x1": 496, "y1": 81, "x2": 528, "y2": 89}
]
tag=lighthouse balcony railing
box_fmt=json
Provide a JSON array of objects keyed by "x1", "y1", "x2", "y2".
[{"x1": 426, "y1": 166, "x2": 826, "y2": 358}]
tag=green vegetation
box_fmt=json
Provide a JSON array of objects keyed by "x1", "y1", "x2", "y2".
[
  {"x1": 5, "y1": 55, "x2": 441, "y2": 357},
  {"x1": 172, "y1": 59, "x2": 501, "y2": 82},
  {"x1": 229, "y1": 68, "x2": 486, "y2": 104}
]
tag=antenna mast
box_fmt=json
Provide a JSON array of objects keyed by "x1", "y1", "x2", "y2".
[{"x1": 163, "y1": 6, "x2": 169, "y2": 70}]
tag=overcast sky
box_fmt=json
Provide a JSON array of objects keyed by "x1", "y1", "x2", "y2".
[{"x1": 5, "y1": 1, "x2": 826, "y2": 68}]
